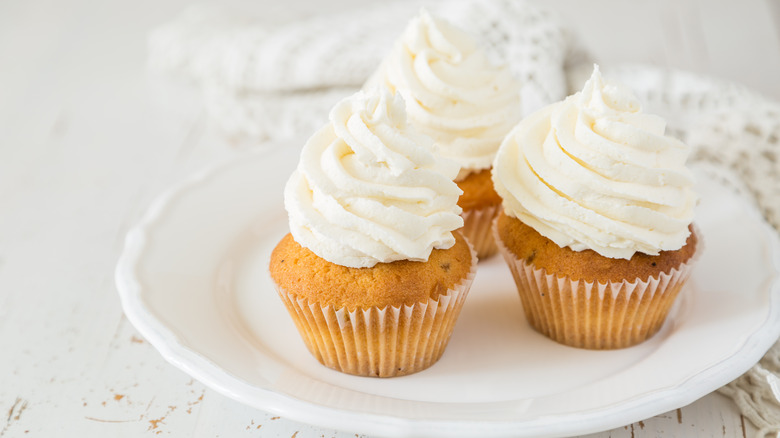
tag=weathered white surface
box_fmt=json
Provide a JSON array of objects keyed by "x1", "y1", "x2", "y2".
[{"x1": 1, "y1": 0, "x2": 778, "y2": 436}]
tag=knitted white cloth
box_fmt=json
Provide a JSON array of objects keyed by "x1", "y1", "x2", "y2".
[
  {"x1": 148, "y1": 0, "x2": 587, "y2": 144},
  {"x1": 600, "y1": 64, "x2": 780, "y2": 233},
  {"x1": 149, "y1": 1, "x2": 780, "y2": 434},
  {"x1": 720, "y1": 340, "x2": 780, "y2": 438}
]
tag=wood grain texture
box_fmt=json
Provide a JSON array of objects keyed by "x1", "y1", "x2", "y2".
[{"x1": 0, "y1": 0, "x2": 775, "y2": 436}]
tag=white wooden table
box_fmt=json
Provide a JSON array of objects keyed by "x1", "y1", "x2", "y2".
[{"x1": 2, "y1": 0, "x2": 779, "y2": 436}]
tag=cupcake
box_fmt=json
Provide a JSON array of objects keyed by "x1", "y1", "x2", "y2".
[
  {"x1": 269, "y1": 88, "x2": 477, "y2": 377},
  {"x1": 365, "y1": 9, "x2": 521, "y2": 259},
  {"x1": 492, "y1": 65, "x2": 699, "y2": 349}
]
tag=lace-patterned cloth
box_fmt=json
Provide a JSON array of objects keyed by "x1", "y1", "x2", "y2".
[
  {"x1": 599, "y1": 64, "x2": 780, "y2": 233},
  {"x1": 149, "y1": 1, "x2": 780, "y2": 434},
  {"x1": 148, "y1": 0, "x2": 586, "y2": 144}
]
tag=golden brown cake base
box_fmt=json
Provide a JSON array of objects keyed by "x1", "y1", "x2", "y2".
[
  {"x1": 270, "y1": 233, "x2": 473, "y2": 310},
  {"x1": 457, "y1": 168, "x2": 503, "y2": 211},
  {"x1": 494, "y1": 212, "x2": 699, "y2": 350},
  {"x1": 456, "y1": 168, "x2": 503, "y2": 259},
  {"x1": 495, "y1": 212, "x2": 698, "y2": 283},
  {"x1": 269, "y1": 232, "x2": 477, "y2": 377}
]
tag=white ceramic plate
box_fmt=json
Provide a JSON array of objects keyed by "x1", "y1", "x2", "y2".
[{"x1": 116, "y1": 142, "x2": 780, "y2": 438}]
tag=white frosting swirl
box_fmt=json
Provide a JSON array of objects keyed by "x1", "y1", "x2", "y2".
[
  {"x1": 493, "y1": 65, "x2": 696, "y2": 259},
  {"x1": 285, "y1": 89, "x2": 464, "y2": 268},
  {"x1": 366, "y1": 9, "x2": 521, "y2": 180}
]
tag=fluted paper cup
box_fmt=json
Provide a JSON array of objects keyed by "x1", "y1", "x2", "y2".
[
  {"x1": 494, "y1": 222, "x2": 698, "y2": 349},
  {"x1": 274, "y1": 242, "x2": 478, "y2": 377},
  {"x1": 460, "y1": 203, "x2": 502, "y2": 260}
]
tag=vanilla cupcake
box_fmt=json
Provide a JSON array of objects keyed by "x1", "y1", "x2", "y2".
[
  {"x1": 270, "y1": 89, "x2": 477, "y2": 377},
  {"x1": 366, "y1": 9, "x2": 521, "y2": 259},
  {"x1": 492, "y1": 65, "x2": 699, "y2": 349}
]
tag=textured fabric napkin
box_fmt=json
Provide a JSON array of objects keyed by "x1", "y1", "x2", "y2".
[{"x1": 148, "y1": 0, "x2": 587, "y2": 143}]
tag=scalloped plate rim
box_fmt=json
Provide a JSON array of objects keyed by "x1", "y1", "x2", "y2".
[{"x1": 115, "y1": 144, "x2": 780, "y2": 438}]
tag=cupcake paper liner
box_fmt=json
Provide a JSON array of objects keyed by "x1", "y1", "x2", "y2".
[
  {"x1": 494, "y1": 222, "x2": 698, "y2": 349},
  {"x1": 460, "y1": 203, "x2": 502, "y2": 260},
  {"x1": 274, "y1": 241, "x2": 478, "y2": 377}
]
